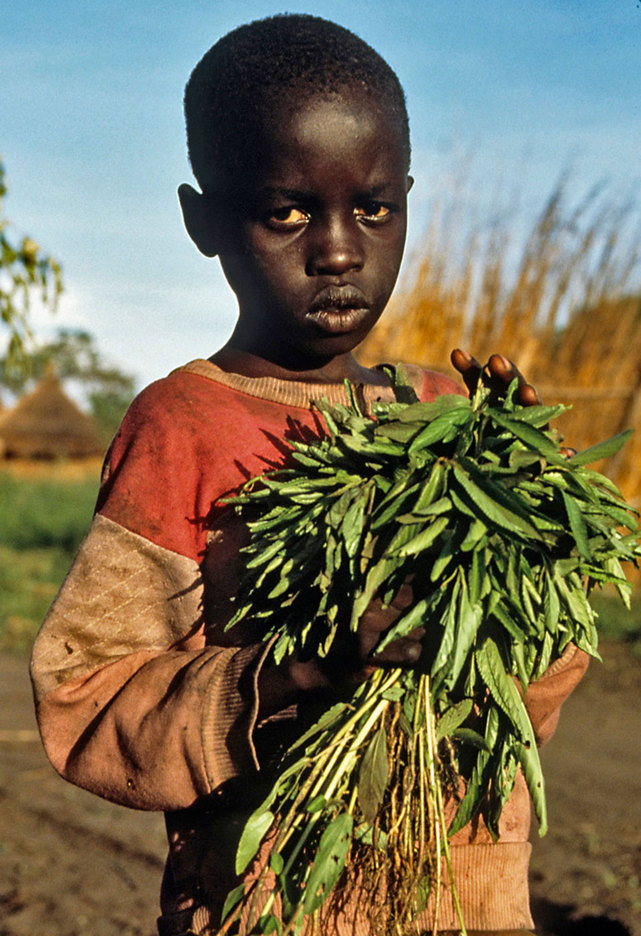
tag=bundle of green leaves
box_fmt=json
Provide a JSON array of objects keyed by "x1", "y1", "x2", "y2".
[{"x1": 221, "y1": 367, "x2": 639, "y2": 936}]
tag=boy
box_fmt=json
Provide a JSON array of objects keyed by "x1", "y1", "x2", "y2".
[{"x1": 30, "y1": 14, "x2": 587, "y2": 936}]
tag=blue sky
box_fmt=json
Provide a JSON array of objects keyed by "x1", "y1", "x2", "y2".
[{"x1": 1, "y1": 0, "x2": 639, "y2": 391}]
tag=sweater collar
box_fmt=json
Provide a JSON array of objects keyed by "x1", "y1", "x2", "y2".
[{"x1": 174, "y1": 358, "x2": 402, "y2": 409}]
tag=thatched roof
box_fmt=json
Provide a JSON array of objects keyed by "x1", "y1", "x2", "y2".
[{"x1": 0, "y1": 373, "x2": 105, "y2": 459}]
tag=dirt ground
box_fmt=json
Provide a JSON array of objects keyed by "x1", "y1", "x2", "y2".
[{"x1": 1, "y1": 644, "x2": 640, "y2": 936}]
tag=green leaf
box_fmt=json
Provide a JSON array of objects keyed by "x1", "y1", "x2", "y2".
[
  {"x1": 452, "y1": 464, "x2": 542, "y2": 540},
  {"x1": 517, "y1": 740, "x2": 547, "y2": 835},
  {"x1": 435, "y1": 697, "x2": 473, "y2": 740},
  {"x1": 270, "y1": 852, "x2": 285, "y2": 874},
  {"x1": 562, "y1": 490, "x2": 591, "y2": 559},
  {"x1": 260, "y1": 914, "x2": 283, "y2": 935},
  {"x1": 235, "y1": 809, "x2": 275, "y2": 874},
  {"x1": 374, "y1": 597, "x2": 429, "y2": 653},
  {"x1": 394, "y1": 515, "x2": 450, "y2": 556},
  {"x1": 390, "y1": 362, "x2": 421, "y2": 404},
  {"x1": 357, "y1": 726, "x2": 389, "y2": 822},
  {"x1": 467, "y1": 544, "x2": 485, "y2": 605},
  {"x1": 448, "y1": 578, "x2": 482, "y2": 690},
  {"x1": 460, "y1": 517, "x2": 488, "y2": 552},
  {"x1": 542, "y1": 572, "x2": 560, "y2": 634},
  {"x1": 303, "y1": 813, "x2": 353, "y2": 914},
  {"x1": 449, "y1": 707, "x2": 499, "y2": 836},
  {"x1": 220, "y1": 882, "x2": 246, "y2": 924},
  {"x1": 475, "y1": 637, "x2": 538, "y2": 750},
  {"x1": 341, "y1": 490, "x2": 367, "y2": 558},
  {"x1": 306, "y1": 795, "x2": 327, "y2": 813},
  {"x1": 408, "y1": 407, "x2": 473, "y2": 452},
  {"x1": 501, "y1": 403, "x2": 566, "y2": 427},
  {"x1": 394, "y1": 394, "x2": 469, "y2": 424},
  {"x1": 567, "y1": 430, "x2": 633, "y2": 466},
  {"x1": 451, "y1": 726, "x2": 491, "y2": 751},
  {"x1": 488, "y1": 410, "x2": 564, "y2": 463}
]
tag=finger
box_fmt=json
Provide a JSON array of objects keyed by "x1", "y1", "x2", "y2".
[
  {"x1": 485, "y1": 352, "x2": 512, "y2": 380},
  {"x1": 372, "y1": 636, "x2": 422, "y2": 666},
  {"x1": 388, "y1": 580, "x2": 414, "y2": 610},
  {"x1": 486, "y1": 353, "x2": 541, "y2": 405},
  {"x1": 450, "y1": 348, "x2": 483, "y2": 395},
  {"x1": 516, "y1": 382, "x2": 541, "y2": 406}
]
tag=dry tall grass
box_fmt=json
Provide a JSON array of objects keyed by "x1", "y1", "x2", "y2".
[{"x1": 361, "y1": 173, "x2": 641, "y2": 507}]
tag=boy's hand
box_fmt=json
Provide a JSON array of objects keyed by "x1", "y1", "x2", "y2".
[
  {"x1": 451, "y1": 348, "x2": 540, "y2": 407},
  {"x1": 257, "y1": 582, "x2": 421, "y2": 716},
  {"x1": 451, "y1": 348, "x2": 577, "y2": 456},
  {"x1": 356, "y1": 579, "x2": 423, "y2": 670}
]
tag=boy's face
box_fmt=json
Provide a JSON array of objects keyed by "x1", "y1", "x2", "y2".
[{"x1": 213, "y1": 87, "x2": 411, "y2": 370}]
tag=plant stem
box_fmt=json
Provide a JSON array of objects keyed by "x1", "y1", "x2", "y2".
[{"x1": 424, "y1": 676, "x2": 467, "y2": 936}]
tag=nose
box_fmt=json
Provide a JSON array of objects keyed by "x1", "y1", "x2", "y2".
[{"x1": 306, "y1": 215, "x2": 364, "y2": 277}]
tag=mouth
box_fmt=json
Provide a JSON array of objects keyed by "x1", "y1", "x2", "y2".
[{"x1": 306, "y1": 287, "x2": 371, "y2": 334}]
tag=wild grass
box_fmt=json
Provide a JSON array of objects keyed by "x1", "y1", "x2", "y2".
[
  {"x1": 0, "y1": 470, "x2": 98, "y2": 653},
  {"x1": 361, "y1": 171, "x2": 641, "y2": 507}
]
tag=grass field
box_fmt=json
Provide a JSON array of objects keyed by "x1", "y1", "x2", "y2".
[
  {"x1": 0, "y1": 469, "x2": 99, "y2": 654},
  {"x1": 1, "y1": 467, "x2": 640, "y2": 658}
]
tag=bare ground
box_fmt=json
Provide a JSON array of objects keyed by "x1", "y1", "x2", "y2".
[{"x1": 1, "y1": 644, "x2": 640, "y2": 936}]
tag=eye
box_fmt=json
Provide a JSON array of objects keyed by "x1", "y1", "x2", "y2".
[
  {"x1": 266, "y1": 206, "x2": 309, "y2": 229},
  {"x1": 354, "y1": 202, "x2": 394, "y2": 224}
]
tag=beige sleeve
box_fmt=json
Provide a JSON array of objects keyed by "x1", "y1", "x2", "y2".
[
  {"x1": 522, "y1": 642, "x2": 590, "y2": 747},
  {"x1": 30, "y1": 514, "x2": 267, "y2": 811}
]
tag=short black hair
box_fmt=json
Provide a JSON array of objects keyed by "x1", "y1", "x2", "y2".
[{"x1": 184, "y1": 14, "x2": 410, "y2": 194}]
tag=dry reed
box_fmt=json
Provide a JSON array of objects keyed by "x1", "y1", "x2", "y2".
[{"x1": 361, "y1": 172, "x2": 641, "y2": 507}]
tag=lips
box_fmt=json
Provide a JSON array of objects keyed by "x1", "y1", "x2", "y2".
[{"x1": 306, "y1": 287, "x2": 371, "y2": 334}]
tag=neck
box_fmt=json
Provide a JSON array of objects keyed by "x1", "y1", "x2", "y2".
[{"x1": 210, "y1": 343, "x2": 390, "y2": 387}]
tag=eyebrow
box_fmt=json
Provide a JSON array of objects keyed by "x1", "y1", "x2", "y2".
[{"x1": 259, "y1": 181, "x2": 399, "y2": 201}]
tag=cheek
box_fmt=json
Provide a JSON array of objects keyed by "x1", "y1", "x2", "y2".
[
  {"x1": 245, "y1": 232, "x2": 304, "y2": 285},
  {"x1": 371, "y1": 243, "x2": 405, "y2": 299}
]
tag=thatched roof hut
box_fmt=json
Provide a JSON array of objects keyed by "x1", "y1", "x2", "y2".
[{"x1": 0, "y1": 372, "x2": 105, "y2": 459}]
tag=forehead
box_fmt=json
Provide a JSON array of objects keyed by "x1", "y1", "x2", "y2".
[{"x1": 248, "y1": 87, "x2": 409, "y2": 185}]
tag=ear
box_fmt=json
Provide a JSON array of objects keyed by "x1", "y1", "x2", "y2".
[
  {"x1": 178, "y1": 183, "x2": 219, "y2": 257},
  {"x1": 407, "y1": 175, "x2": 415, "y2": 194}
]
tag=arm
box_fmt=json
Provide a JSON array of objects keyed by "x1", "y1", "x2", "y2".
[
  {"x1": 30, "y1": 513, "x2": 269, "y2": 812},
  {"x1": 522, "y1": 643, "x2": 590, "y2": 747},
  {"x1": 30, "y1": 373, "x2": 424, "y2": 812},
  {"x1": 30, "y1": 377, "x2": 272, "y2": 812}
]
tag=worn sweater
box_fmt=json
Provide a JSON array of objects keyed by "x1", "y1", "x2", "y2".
[{"x1": 30, "y1": 359, "x2": 589, "y2": 935}]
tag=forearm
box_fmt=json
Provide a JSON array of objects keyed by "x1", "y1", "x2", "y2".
[
  {"x1": 30, "y1": 514, "x2": 270, "y2": 811},
  {"x1": 523, "y1": 642, "x2": 590, "y2": 746},
  {"x1": 35, "y1": 643, "x2": 267, "y2": 810}
]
